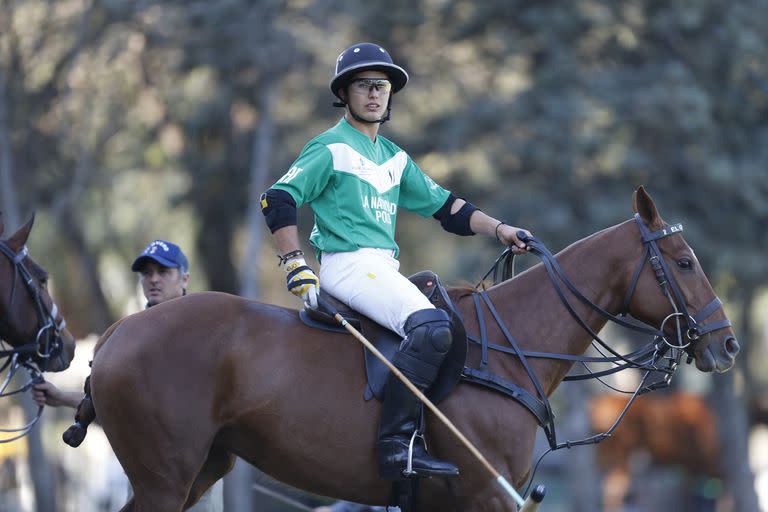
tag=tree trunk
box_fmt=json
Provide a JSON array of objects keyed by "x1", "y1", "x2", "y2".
[
  {"x1": 226, "y1": 78, "x2": 278, "y2": 512},
  {"x1": 56, "y1": 207, "x2": 116, "y2": 333},
  {"x1": 239, "y1": 77, "x2": 276, "y2": 299},
  {"x1": 710, "y1": 287, "x2": 760, "y2": 512},
  {"x1": 0, "y1": 62, "x2": 20, "y2": 229},
  {"x1": 562, "y1": 384, "x2": 601, "y2": 512},
  {"x1": 21, "y1": 400, "x2": 57, "y2": 512},
  {"x1": 1, "y1": 51, "x2": 59, "y2": 511}
]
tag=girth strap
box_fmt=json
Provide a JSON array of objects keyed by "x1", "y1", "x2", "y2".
[{"x1": 461, "y1": 367, "x2": 550, "y2": 427}]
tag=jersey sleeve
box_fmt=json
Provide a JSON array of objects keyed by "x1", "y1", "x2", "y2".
[
  {"x1": 271, "y1": 142, "x2": 333, "y2": 207},
  {"x1": 398, "y1": 157, "x2": 451, "y2": 217}
]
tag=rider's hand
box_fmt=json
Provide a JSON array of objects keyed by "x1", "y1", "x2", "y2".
[
  {"x1": 285, "y1": 257, "x2": 319, "y2": 308},
  {"x1": 496, "y1": 223, "x2": 532, "y2": 254}
]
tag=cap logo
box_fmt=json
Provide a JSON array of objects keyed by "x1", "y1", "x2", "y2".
[
  {"x1": 145, "y1": 240, "x2": 170, "y2": 254},
  {"x1": 353, "y1": 48, "x2": 360, "y2": 53}
]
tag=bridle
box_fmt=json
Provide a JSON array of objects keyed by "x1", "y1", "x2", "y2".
[
  {"x1": 622, "y1": 213, "x2": 732, "y2": 352},
  {"x1": 0, "y1": 240, "x2": 67, "y2": 365},
  {"x1": 0, "y1": 239, "x2": 68, "y2": 442},
  {"x1": 466, "y1": 215, "x2": 733, "y2": 454}
]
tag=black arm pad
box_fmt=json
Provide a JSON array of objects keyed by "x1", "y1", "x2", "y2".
[
  {"x1": 261, "y1": 188, "x2": 297, "y2": 233},
  {"x1": 432, "y1": 194, "x2": 478, "y2": 236}
]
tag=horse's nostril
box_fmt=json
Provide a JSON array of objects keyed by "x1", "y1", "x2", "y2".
[{"x1": 725, "y1": 336, "x2": 740, "y2": 357}]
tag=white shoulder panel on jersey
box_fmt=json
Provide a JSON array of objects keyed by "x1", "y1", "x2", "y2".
[{"x1": 326, "y1": 143, "x2": 408, "y2": 194}]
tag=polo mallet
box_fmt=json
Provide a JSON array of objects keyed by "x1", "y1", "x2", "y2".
[{"x1": 317, "y1": 296, "x2": 545, "y2": 511}]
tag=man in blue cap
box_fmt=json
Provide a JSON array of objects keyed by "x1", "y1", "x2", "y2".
[
  {"x1": 33, "y1": 240, "x2": 223, "y2": 512},
  {"x1": 130, "y1": 239, "x2": 190, "y2": 307}
]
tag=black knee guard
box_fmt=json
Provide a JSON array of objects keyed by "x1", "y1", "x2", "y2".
[{"x1": 393, "y1": 308, "x2": 453, "y2": 389}]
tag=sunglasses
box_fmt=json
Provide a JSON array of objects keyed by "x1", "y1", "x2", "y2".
[{"x1": 350, "y1": 78, "x2": 392, "y2": 94}]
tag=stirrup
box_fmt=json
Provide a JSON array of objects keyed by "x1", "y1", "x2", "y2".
[{"x1": 403, "y1": 430, "x2": 426, "y2": 477}]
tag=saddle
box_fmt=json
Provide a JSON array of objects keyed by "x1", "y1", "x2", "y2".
[{"x1": 299, "y1": 271, "x2": 467, "y2": 405}]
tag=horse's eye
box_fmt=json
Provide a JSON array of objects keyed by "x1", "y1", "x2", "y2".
[{"x1": 677, "y1": 258, "x2": 693, "y2": 270}]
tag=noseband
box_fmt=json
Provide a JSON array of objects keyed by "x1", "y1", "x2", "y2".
[{"x1": 0, "y1": 240, "x2": 67, "y2": 368}]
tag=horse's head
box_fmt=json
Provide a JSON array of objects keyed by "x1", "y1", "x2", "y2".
[
  {"x1": 0, "y1": 213, "x2": 76, "y2": 372},
  {"x1": 625, "y1": 187, "x2": 738, "y2": 373}
]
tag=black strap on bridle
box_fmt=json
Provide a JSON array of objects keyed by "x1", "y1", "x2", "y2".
[{"x1": 625, "y1": 213, "x2": 732, "y2": 342}]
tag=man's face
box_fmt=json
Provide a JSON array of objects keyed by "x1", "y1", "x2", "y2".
[
  {"x1": 138, "y1": 261, "x2": 189, "y2": 307},
  {"x1": 342, "y1": 70, "x2": 391, "y2": 122}
]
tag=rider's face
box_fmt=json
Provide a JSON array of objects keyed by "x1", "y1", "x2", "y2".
[
  {"x1": 138, "y1": 261, "x2": 189, "y2": 307},
  {"x1": 343, "y1": 70, "x2": 390, "y2": 122}
]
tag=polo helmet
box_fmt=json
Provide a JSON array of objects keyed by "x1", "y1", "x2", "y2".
[{"x1": 329, "y1": 43, "x2": 408, "y2": 100}]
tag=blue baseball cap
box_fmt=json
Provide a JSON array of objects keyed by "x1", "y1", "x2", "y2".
[{"x1": 131, "y1": 240, "x2": 189, "y2": 273}]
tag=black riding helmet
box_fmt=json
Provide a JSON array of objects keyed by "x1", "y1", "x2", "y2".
[{"x1": 330, "y1": 43, "x2": 409, "y2": 124}]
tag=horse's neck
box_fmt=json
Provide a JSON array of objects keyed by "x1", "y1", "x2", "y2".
[{"x1": 472, "y1": 220, "x2": 638, "y2": 389}]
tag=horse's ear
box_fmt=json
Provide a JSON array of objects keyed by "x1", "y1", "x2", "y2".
[
  {"x1": 632, "y1": 186, "x2": 663, "y2": 230},
  {"x1": 6, "y1": 214, "x2": 35, "y2": 251}
]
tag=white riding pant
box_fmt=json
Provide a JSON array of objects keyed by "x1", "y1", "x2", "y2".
[{"x1": 319, "y1": 248, "x2": 435, "y2": 337}]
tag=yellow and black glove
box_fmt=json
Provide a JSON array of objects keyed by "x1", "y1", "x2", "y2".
[{"x1": 284, "y1": 254, "x2": 319, "y2": 308}]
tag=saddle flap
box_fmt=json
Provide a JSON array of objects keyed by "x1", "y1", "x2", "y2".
[
  {"x1": 361, "y1": 271, "x2": 467, "y2": 405},
  {"x1": 299, "y1": 271, "x2": 467, "y2": 405}
]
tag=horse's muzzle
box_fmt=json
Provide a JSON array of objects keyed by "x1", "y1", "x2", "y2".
[{"x1": 693, "y1": 334, "x2": 739, "y2": 373}]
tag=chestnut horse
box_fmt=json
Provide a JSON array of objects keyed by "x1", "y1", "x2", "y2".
[
  {"x1": 591, "y1": 392, "x2": 721, "y2": 511},
  {"x1": 89, "y1": 187, "x2": 738, "y2": 511},
  {"x1": 0, "y1": 213, "x2": 75, "y2": 373},
  {"x1": 0, "y1": 212, "x2": 76, "y2": 439}
]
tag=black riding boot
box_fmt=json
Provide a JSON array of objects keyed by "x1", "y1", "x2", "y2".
[
  {"x1": 378, "y1": 308, "x2": 459, "y2": 480},
  {"x1": 378, "y1": 375, "x2": 459, "y2": 479}
]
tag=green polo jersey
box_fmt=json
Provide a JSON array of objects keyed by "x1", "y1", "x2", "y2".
[{"x1": 272, "y1": 118, "x2": 450, "y2": 258}]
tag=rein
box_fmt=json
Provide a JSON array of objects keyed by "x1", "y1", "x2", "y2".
[
  {"x1": 0, "y1": 352, "x2": 44, "y2": 443},
  {"x1": 0, "y1": 239, "x2": 67, "y2": 442},
  {"x1": 463, "y1": 215, "x2": 731, "y2": 454}
]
